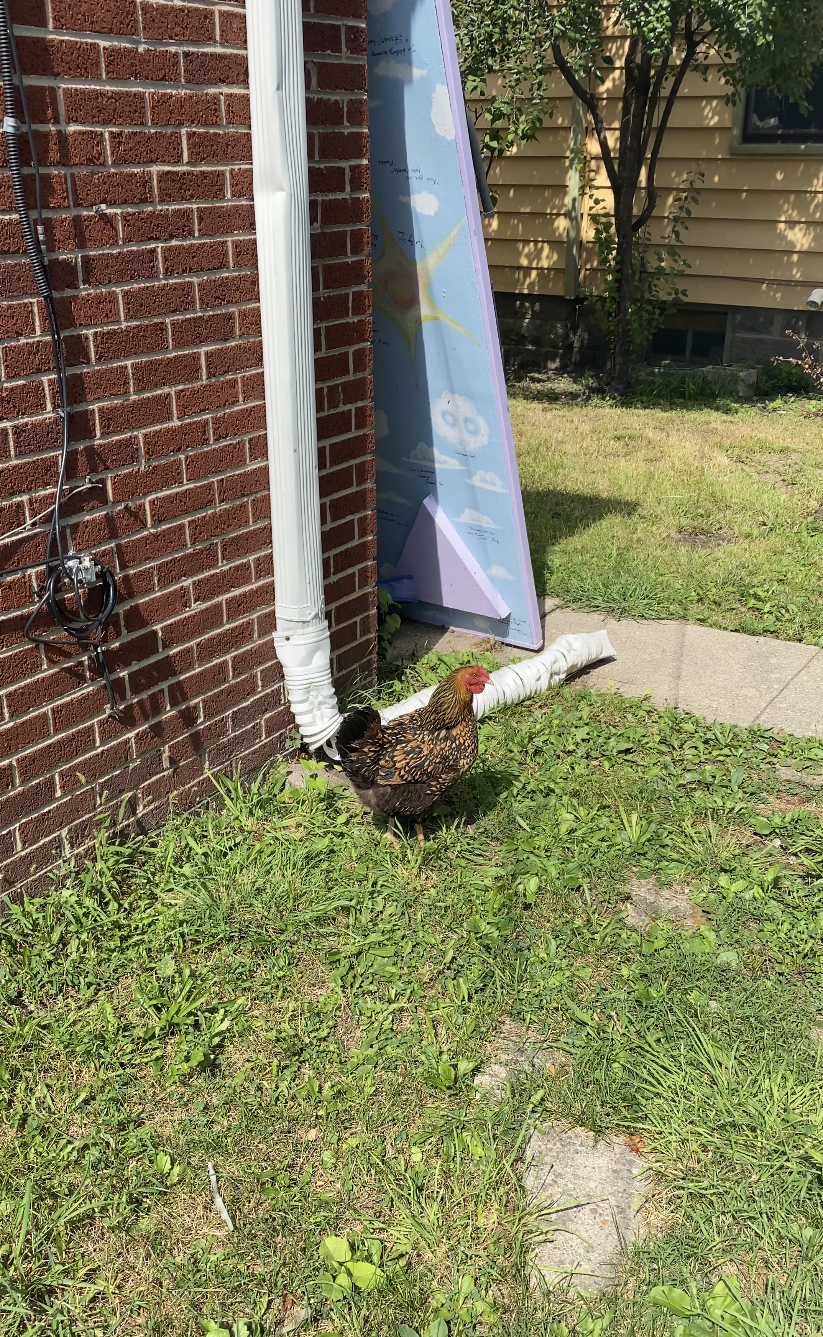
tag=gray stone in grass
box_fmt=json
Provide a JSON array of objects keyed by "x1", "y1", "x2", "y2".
[
  {"x1": 623, "y1": 876, "x2": 704, "y2": 931},
  {"x1": 287, "y1": 760, "x2": 352, "y2": 791},
  {"x1": 810, "y1": 1024, "x2": 823, "y2": 1049},
  {"x1": 775, "y1": 765, "x2": 823, "y2": 789},
  {"x1": 474, "y1": 1021, "x2": 565, "y2": 1100},
  {"x1": 523, "y1": 1125, "x2": 649, "y2": 1295}
]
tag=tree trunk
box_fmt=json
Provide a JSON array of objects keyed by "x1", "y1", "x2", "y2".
[{"x1": 609, "y1": 201, "x2": 636, "y2": 397}]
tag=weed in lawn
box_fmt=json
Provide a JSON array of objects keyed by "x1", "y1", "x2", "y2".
[
  {"x1": 2, "y1": 672, "x2": 823, "y2": 1333},
  {"x1": 513, "y1": 398, "x2": 823, "y2": 644}
]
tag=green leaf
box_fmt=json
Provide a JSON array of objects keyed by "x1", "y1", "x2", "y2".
[
  {"x1": 346, "y1": 1260, "x2": 381, "y2": 1291},
  {"x1": 422, "y1": 1321, "x2": 448, "y2": 1337},
  {"x1": 320, "y1": 1235, "x2": 352, "y2": 1265},
  {"x1": 648, "y1": 1285, "x2": 694, "y2": 1317}
]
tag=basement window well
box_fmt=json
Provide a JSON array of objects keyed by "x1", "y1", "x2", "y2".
[{"x1": 650, "y1": 309, "x2": 729, "y2": 366}]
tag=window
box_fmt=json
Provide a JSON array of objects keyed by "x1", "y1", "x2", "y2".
[
  {"x1": 651, "y1": 310, "x2": 728, "y2": 366},
  {"x1": 741, "y1": 67, "x2": 823, "y2": 145}
]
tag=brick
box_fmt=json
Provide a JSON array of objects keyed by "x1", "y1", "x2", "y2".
[
  {"x1": 81, "y1": 246, "x2": 159, "y2": 286},
  {"x1": 309, "y1": 162, "x2": 346, "y2": 194},
  {"x1": 170, "y1": 310, "x2": 235, "y2": 347},
  {"x1": 175, "y1": 375, "x2": 239, "y2": 417},
  {"x1": 0, "y1": 710, "x2": 51, "y2": 758},
  {"x1": 122, "y1": 585, "x2": 188, "y2": 633},
  {"x1": 58, "y1": 736, "x2": 132, "y2": 794},
  {"x1": 240, "y1": 369, "x2": 264, "y2": 402},
  {"x1": 72, "y1": 170, "x2": 153, "y2": 207},
  {"x1": 345, "y1": 96, "x2": 367, "y2": 127},
  {"x1": 149, "y1": 90, "x2": 221, "y2": 127},
  {"x1": 321, "y1": 195, "x2": 369, "y2": 226},
  {"x1": 109, "y1": 129, "x2": 183, "y2": 165},
  {"x1": 228, "y1": 166, "x2": 253, "y2": 198},
  {"x1": 15, "y1": 725, "x2": 96, "y2": 786},
  {"x1": 218, "y1": 7, "x2": 245, "y2": 44},
  {"x1": 182, "y1": 50, "x2": 247, "y2": 86},
  {"x1": 204, "y1": 338, "x2": 261, "y2": 378},
  {"x1": 131, "y1": 350, "x2": 201, "y2": 393},
  {"x1": 224, "y1": 92, "x2": 250, "y2": 124},
  {"x1": 50, "y1": 0, "x2": 138, "y2": 34},
  {"x1": 303, "y1": 20, "x2": 342, "y2": 52},
  {"x1": 104, "y1": 43, "x2": 181, "y2": 81},
  {"x1": 17, "y1": 34, "x2": 102, "y2": 78},
  {"x1": 8, "y1": 0, "x2": 47, "y2": 23},
  {"x1": 209, "y1": 401, "x2": 265, "y2": 441},
  {"x1": 157, "y1": 168, "x2": 226, "y2": 201},
  {"x1": 0, "y1": 300, "x2": 36, "y2": 339},
  {"x1": 97, "y1": 390, "x2": 172, "y2": 437},
  {"x1": 48, "y1": 210, "x2": 119, "y2": 251},
  {"x1": 344, "y1": 24, "x2": 368, "y2": 56},
  {"x1": 161, "y1": 239, "x2": 229, "y2": 276},
  {"x1": 121, "y1": 278, "x2": 196, "y2": 319},
  {"x1": 186, "y1": 129, "x2": 252, "y2": 163},
  {"x1": 142, "y1": 417, "x2": 208, "y2": 459},
  {"x1": 19, "y1": 787, "x2": 96, "y2": 847},
  {"x1": 185, "y1": 437, "x2": 245, "y2": 482},
  {"x1": 0, "y1": 380, "x2": 47, "y2": 419},
  {"x1": 237, "y1": 304, "x2": 261, "y2": 338},
  {"x1": 305, "y1": 95, "x2": 345, "y2": 127},
  {"x1": 198, "y1": 271, "x2": 258, "y2": 308},
  {"x1": 121, "y1": 207, "x2": 195, "y2": 244},
  {"x1": 312, "y1": 0, "x2": 365, "y2": 16},
  {"x1": 68, "y1": 362, "x2": 130, "y2": 403},
  {"x1": 231, "y1": 237, "x2": 257, "y2": 268},
  {"x1": 315, "y1": 61, "x2": 366, "y2": 93},
  {"x1": 317, "y1": 127, "x2": 368, "y2": 162},
  {"x1": 92, "y1": 320, "x2": 167, "y2": 363},
  {"x1": 149, "y1": 481, "x2": 214, "y2": 525},
  {"x1": 195, "y1": 201, "x2": 254, "y2": 235},
  {"x1": 2, "y1": 337, "x2": 52, "y2": 380},
  {"x1": 140, "y1": 2, "x2": 215, "y2": 41},
  {"x1": 63, "y1": 86, "x2": 147, "y2": 125}
]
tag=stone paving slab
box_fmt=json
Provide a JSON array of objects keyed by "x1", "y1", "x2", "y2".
[
  {"x1": 390, "y1": 604, "x2": 823, "y2": 739},
  {"x1": 523, "y1": 1126, "x2": 649, "y2": 1294}
]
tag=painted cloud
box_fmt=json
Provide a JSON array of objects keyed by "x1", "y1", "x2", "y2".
[
  {"x1": 431, "y1": 83, "x2": 455, "y2": 139},
  {"x1": 378, "y1": 490, "x2": 411, "y2": 506},
  {"x1": 487, "y1": 564, "x2": 515, "y2": 580},
  {"x1": 432, "y1": 392, "x2": 489, "y2": 450},
  {"x1": 407, "y1": 441, "x2": 463, "y2": 469},
  {"x1": 375, "y1": 455, "x2": 400, "y2": 474},
  {"x1": 374, "y1": 408, "x2": 389, "y2": 439},
  {"x1": 401, "y1": 191, "x2": 439, "y2": 216},
  {"x1": 469, "y1": 470, "x2": 507, "y2": 493},
  {"x1": 374, "y1": 57, "x2": 426, "y2": 81},
  {"x1": 457, "y1": 508, "x2": 498, "y2": 528}
]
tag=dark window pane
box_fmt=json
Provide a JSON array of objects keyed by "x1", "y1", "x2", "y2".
[
  {"x1": 652, "y1": 326, "x2": 688, "y2": 357},
  {"x1": 742, "y1": 68, "x2": 823, "y2": 143},
  {"x1": 690, "y1": 329, "x2": 725, "y2": 360}
]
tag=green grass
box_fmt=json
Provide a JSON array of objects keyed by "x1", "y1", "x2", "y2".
[
  {"x1": 2, "y1": 652, "x2": 823, "y2": 1335},
  {"x1": 511, "y1": 394, "x2": 823, "y2": 643}
]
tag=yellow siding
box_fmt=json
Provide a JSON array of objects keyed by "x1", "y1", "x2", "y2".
[{"x1": 483, "y1": 63, "x2": 823, "y2": 309}]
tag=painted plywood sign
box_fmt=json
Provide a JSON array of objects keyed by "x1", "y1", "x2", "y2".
[{"x1": 367, "y1": 0, "x2": 542, "y2": 649}]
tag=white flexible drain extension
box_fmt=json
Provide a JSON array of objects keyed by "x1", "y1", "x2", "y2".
[
  {"x1": 321, "y1": 629, "x2": 615, "y2": 760},
  {"x1": 378, "y1": 629, "x2": 615, "y2": 725}
]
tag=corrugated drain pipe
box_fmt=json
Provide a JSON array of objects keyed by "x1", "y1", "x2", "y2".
[{"x1": 246, "y1": 0, "x2": 615, "y2": 752}]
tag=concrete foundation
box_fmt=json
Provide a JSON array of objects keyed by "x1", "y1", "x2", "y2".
[{"x1": 493, "y1": 291, "x2": 823, "y2": 374}]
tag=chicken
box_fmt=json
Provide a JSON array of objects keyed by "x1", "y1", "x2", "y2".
[{"x1": 336, "y1": 664, "x2": 492, "y2": 844}]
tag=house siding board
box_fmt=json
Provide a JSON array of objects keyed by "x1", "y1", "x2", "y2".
[
  {"x1": 0, "y1": 0, "x2": 375, "y2": 897},
  {"x1": 485, "y1": 61, "x2": 823, "y2": 311}
]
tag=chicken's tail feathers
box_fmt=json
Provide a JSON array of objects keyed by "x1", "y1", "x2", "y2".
[{"x1": 336, "y1": 705, "x2": 382, "y2": 760}]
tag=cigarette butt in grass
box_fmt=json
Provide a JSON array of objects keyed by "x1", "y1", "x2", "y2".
[{"x1": 207, "y1": 1161, "x2": 234, "y2": 1231}]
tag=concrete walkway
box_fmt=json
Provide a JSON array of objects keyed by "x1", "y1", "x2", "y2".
[{"x1": 391, "y1": 598, "x2": 823, "y2": 739}]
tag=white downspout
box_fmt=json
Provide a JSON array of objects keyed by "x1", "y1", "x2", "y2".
[
  {"x1": 246, "y1": 0, "x2": 615, "y2": 752},
  {"x1": 246, "y1": 0, "x2": 343, "y2": 752}
]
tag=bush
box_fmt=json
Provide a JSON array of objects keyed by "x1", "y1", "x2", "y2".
[{"x1": 757, "y1": 357, "x2": 814, "y2": 397}]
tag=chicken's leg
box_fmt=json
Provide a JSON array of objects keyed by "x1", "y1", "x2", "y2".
[
  {"x1": 415, "y1": 823, "x2": 425, "y2": 847},
  {"x1": 384, "y1": 815, "x2": 399, "y2": 845}
]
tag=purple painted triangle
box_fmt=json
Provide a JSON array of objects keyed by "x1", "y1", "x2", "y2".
[{"x1": 394, "y1": 495, "x2": 511, "y2": 620}]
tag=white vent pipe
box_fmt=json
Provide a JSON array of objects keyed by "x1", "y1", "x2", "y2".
[
  {"x1": 378, "y1": 630, "x2": 615, "y2": 726},
  {"x1": 246, "y1": 0, "x2": 343, "y2": 752},
  {"x1": 246, "y1": 0, "x2": 615, "y2": 751}
]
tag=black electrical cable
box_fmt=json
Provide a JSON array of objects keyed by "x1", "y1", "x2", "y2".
[{"x1": 0, "y1": 0, "x2": 121, "y2": 720}]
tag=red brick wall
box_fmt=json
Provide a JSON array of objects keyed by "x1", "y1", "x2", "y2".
[{"x1": 0, "y1": 0, "x2": 375, "y2": 896}]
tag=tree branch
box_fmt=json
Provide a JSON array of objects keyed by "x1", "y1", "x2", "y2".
[
  {"x1": 551, "y1": 40, "x2": 619, "y2": 195},
  {"x1": 640, "y1": 49, "x2": 670, "y2": 161},
  {"x1": 632, "y1": 13, "x2": 699, "y2": 233}
]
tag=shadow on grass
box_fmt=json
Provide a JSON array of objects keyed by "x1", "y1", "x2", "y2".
[{"x1": 521, "y1": 487, "x2": 638, "y2": 555}]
